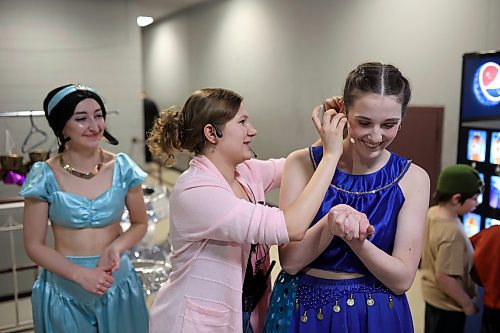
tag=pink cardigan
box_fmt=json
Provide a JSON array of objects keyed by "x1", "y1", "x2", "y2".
[{"x1": 149, "y1": 155, "x2": 289, "y2": 333}]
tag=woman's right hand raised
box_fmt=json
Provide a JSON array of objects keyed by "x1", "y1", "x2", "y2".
[
  {"x1": 311, "y1": 104, "x2": 346, "y2": 158},
  {"x1": 75, "y1": 266, "x2": 115, "y2": 295}
]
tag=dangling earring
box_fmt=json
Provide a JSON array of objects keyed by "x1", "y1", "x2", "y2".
[{"x1": 347, "y1": 123, "x2": 355, "y2": 144}]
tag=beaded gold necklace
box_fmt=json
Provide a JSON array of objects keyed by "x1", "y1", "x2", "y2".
[{"x1": 59, "y1": 149, "x2": 104, "y2": 180}]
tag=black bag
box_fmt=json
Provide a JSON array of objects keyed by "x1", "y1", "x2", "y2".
[{"x1": 242, "y1": 244, "x2": 276, "y2": 312}]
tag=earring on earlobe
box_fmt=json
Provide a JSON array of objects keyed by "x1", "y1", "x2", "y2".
[{"x1": 347, "y1": 123, "x2": 355, "y2": 144}]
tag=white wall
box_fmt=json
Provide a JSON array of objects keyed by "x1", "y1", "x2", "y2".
[
  {"x1": 142, "y1": 3, "x2": 498, "y2": 331},
  {"x1": 142, "y1": 0, "x2": 500, "y2": 169},
  {"x1": 0, "y1": 0, "x2": 145, "y2": 165}
]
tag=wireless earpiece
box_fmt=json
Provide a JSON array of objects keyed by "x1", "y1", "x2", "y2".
[{"x1": 212, "y1": 124, "x2": 223, "y2": 138}]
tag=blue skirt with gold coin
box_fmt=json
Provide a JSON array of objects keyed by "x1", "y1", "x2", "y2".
[{"x1": 263, "y1": 271, "x2": 413, "y2": 333}]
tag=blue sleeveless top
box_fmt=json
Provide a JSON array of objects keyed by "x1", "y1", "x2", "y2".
[
  {"x1": 308, "y1": 146, "x2": 411, "y2": 275},
  {"x1": 19, "y1": 153, "x2": 146, "y2": 229}
]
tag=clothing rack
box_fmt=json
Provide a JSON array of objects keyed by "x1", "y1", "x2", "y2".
[
  {"x1": 0, "y1": 110, "x2": 45, "y2": 117},
  {"x1": 0, "y1": 111, "x2": 42, "y2": 331},
  {"x1": 0, "y1": 110, "x2": 119, "y2": 152},
  {"x1": 0, "y1": 110, "x2": 119, "y2": 117},
  {"x1": 0, "y1": 200, "x2": 36, "y2": 332}
]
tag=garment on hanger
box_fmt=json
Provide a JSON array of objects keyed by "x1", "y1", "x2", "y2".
[{"x1": 21, "y1": 115, "x2": 48, "y2": 153}]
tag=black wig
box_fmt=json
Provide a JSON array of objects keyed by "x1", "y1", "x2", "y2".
[{"x1": 42, "y1": 84, "x2": 118, "y2": 152}]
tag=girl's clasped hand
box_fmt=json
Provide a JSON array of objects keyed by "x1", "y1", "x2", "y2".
[{"x1": 328, "y1": 204, "x2": 375, "y2": 241}]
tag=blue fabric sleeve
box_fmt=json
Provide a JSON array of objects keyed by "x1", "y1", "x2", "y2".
[
  {"x1": 116, "y1": 153, "x2": 147, "y2": 189},
  {"x1": 19, "y1": 162, "x2": 49, "y2": 201}
]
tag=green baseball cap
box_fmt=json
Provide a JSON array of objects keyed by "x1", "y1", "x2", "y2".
[{"x1": 437, "y1": 164, "x2": 484, "y2": 195}]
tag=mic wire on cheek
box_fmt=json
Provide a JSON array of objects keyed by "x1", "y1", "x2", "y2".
[{"x1": 250, "y1": 148, "x2": 257, "y2": 158}]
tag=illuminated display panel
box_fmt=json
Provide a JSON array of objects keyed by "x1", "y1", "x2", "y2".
[
  {"x1": 461, "y1": 52, "x2": 500, "y2": 121},
  {"x1": 463, "y1": 212, "x2": 481, "y2": 237},
  {"x1": 467, "y1": 129, "x2": 487, "y2": 162}
]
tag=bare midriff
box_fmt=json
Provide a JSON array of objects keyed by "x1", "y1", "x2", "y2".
[
  {"x1": 52, "y1": 222, "x2": 121, "y2": 256},
  {"x1": 303, "y1": 267, "x2": 365, "y2": 280}
]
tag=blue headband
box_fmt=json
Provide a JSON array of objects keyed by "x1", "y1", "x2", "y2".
[{"x1": 47, "y1": 84, "x2": 96, "y2": 115}]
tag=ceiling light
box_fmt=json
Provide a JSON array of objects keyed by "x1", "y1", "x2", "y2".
[{"x1": 137, "y1": 16, "x2": 154, "y2": 27}]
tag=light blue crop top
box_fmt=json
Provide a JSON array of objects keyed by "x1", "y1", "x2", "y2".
[{"x1": 19, "y1": 153, "x2": 147, "y2": 229}]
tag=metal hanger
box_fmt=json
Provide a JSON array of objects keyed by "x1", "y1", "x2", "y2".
[{"x1": 21, "y1": 114, "x2": 48, "y2": 153}]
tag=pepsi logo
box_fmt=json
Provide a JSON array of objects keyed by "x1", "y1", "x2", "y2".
[{"x1": 474, "y1": 61, "x2": 500, "y2": 106}]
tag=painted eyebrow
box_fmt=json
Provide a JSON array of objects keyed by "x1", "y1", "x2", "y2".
[{"x1": 74, "y1": 108, "x2": 102, "y2": 115}]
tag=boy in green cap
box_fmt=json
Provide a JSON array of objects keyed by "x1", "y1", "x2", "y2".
[{"x1": 421, "y1": 164, "x2": 484, "y2": 333}]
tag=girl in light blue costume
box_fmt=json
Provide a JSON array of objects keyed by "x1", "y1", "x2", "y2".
[
  {"x1": 264, "y1": 62, "x2": 430, "y2": 333},
  {"x1": 20, "y1": 84, "x2": 149, "y2": 332}
]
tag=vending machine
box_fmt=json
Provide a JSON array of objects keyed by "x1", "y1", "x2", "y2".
[{"x1": 457, "y1": 50, "x2": 500, "y2": 237}]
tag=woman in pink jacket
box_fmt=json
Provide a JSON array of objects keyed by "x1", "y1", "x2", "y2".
[{"x1": 147, "y1": 88, "x2": 371, "y2": 333}]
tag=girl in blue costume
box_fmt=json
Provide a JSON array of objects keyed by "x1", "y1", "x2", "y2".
[
  {"x1": 20, "y1": 84, "x2": 149, "y2": 332},
  {"x1": 264, "y1": 62, "x2": 430, "y2": 333}
]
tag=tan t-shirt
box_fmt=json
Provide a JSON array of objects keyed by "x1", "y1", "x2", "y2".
[{"x1": 421, "y1": 206, "x2": 476, "y2": 311}]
